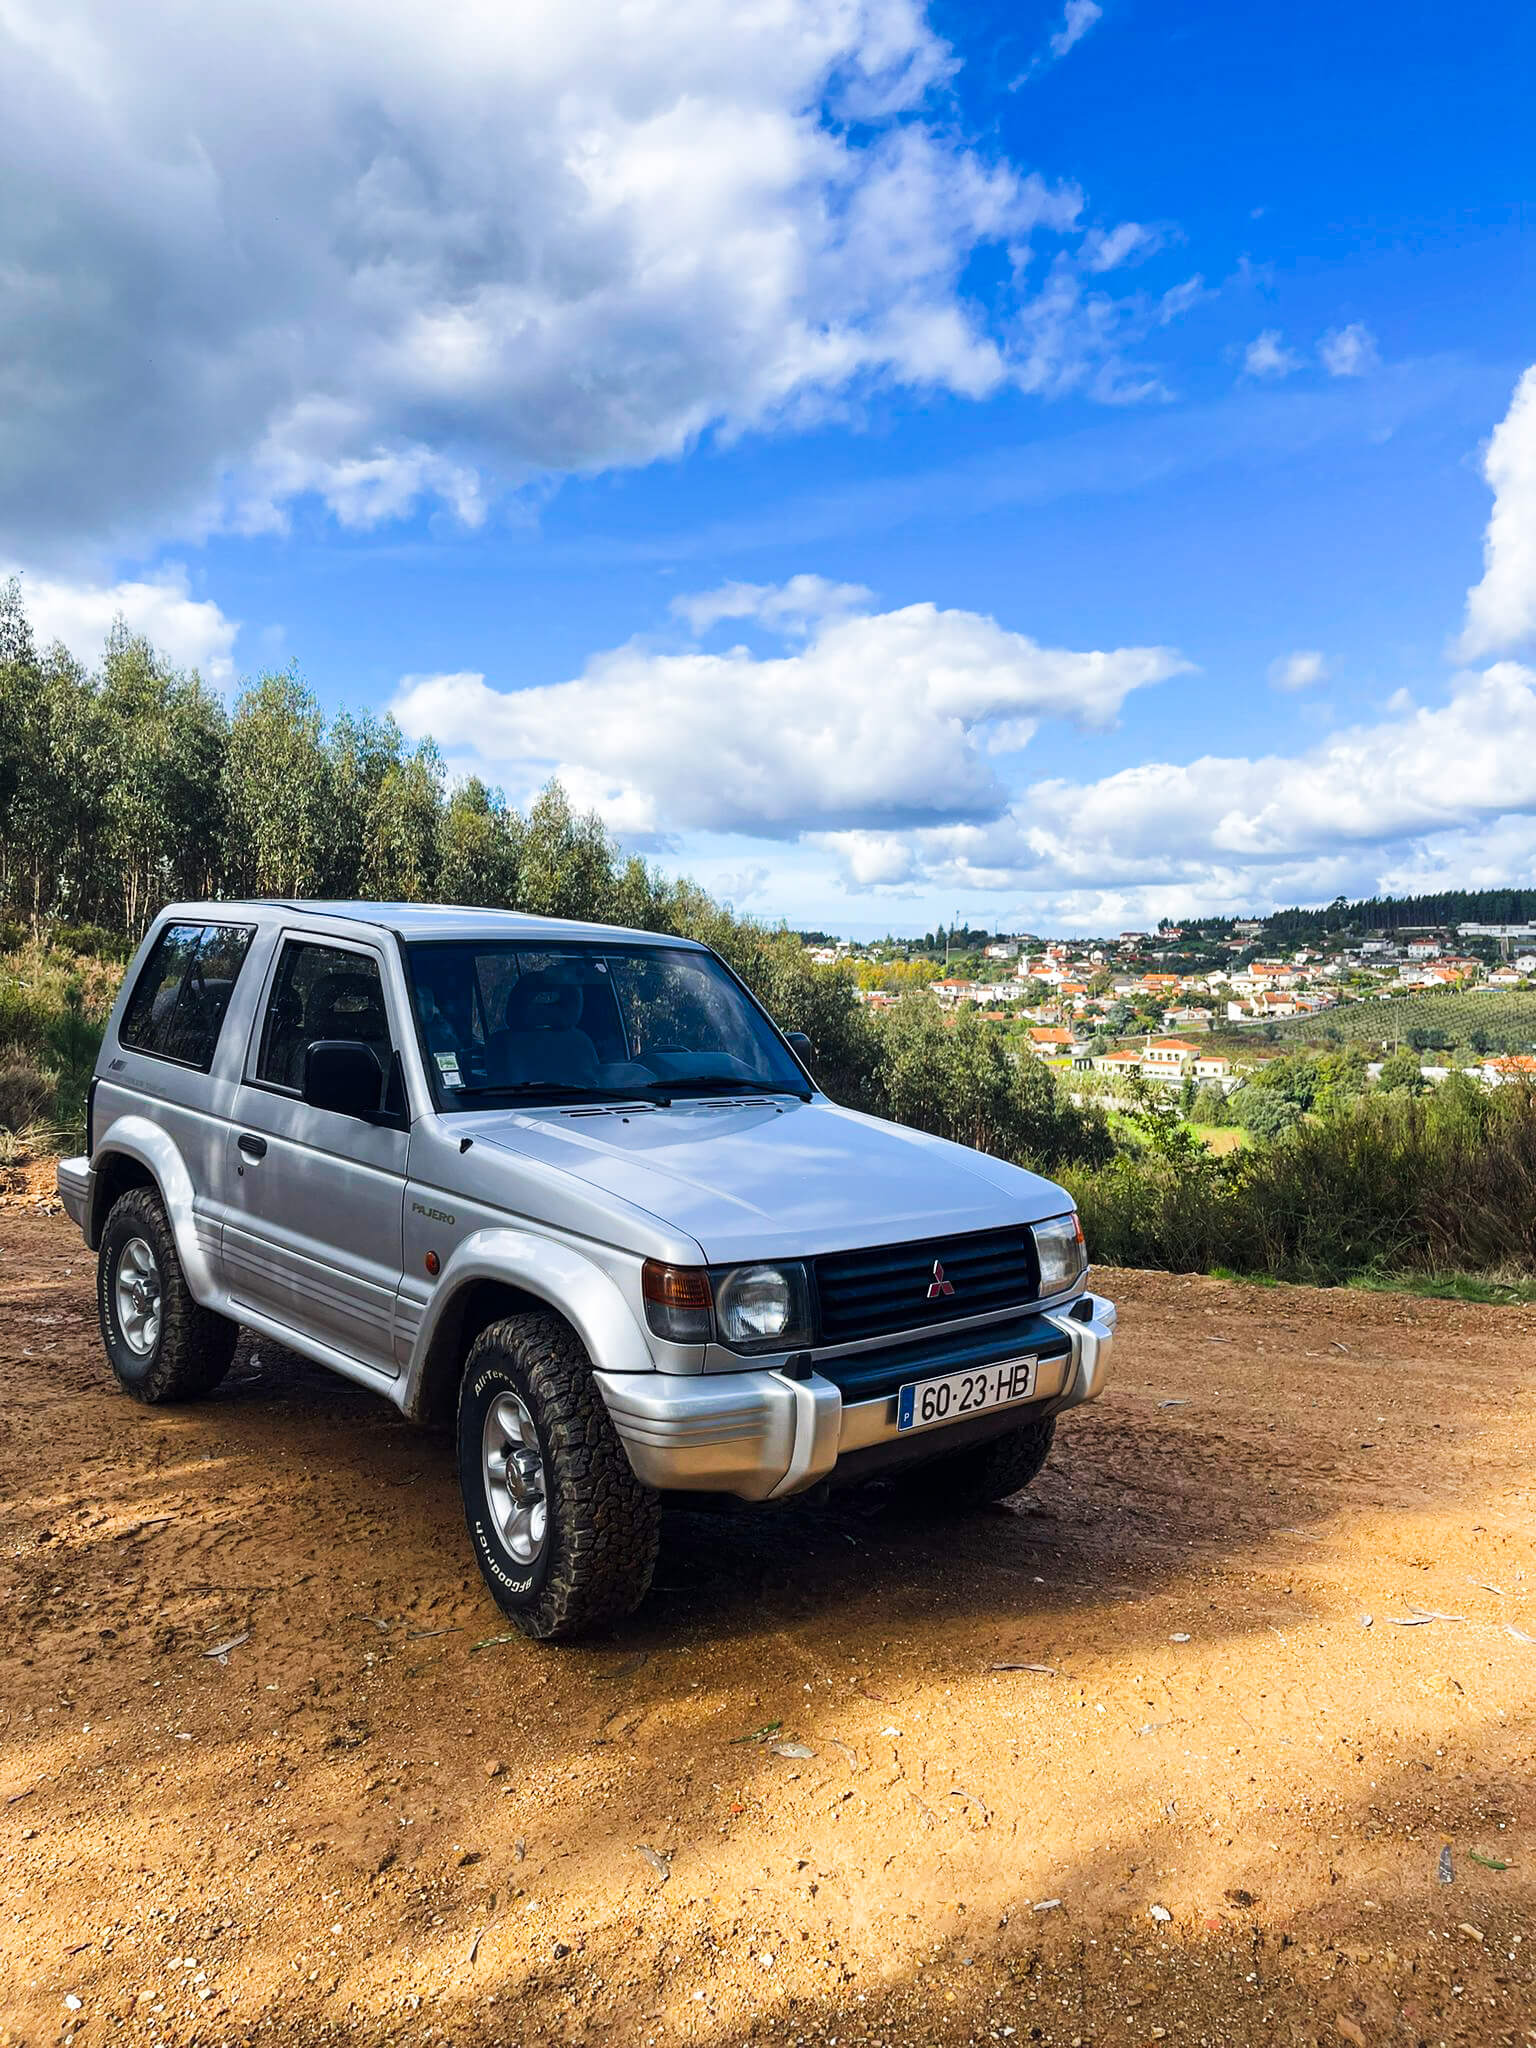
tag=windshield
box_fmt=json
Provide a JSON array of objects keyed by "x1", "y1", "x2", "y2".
[{"x1": 404, "y1": 940, "x2": 811, "y2": 1107}]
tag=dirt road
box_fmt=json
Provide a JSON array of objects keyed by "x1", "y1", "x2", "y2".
[{"x1": 1, "y1": 1198, "x2": 1533, "y2": 2047}]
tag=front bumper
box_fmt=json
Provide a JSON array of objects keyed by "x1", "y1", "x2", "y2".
[
  {"x1": 56, "y1": 1156, "x2": 91, "y2": 1232},
  {"x1": 594, "y1": 1289, "x2": 1116, "y2": 1501}
]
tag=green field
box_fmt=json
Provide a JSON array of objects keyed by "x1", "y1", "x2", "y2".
[{"x1": 1260, "y1": 988, "x2": 1536, "y2": 1056}]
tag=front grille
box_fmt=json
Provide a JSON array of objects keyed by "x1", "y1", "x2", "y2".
[{"x1": 813, "y1": 1225, "x2": 1040, "y2": 1346}]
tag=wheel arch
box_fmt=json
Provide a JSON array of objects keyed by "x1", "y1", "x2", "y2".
[
  {"x1": 402, "y1": 1228, "x2": 657, "y2": 1426},
  {"x1": 85, "y1": 1118, "x2": 219, "y2": 1303},
  {"x1": 411, "y1": 1275, "x2": 562, "y2": 1426},
  {"x1": 86, "y1": 1150, "x2": 159, "y2": 1249}
]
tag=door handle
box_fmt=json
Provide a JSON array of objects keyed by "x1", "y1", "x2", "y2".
[{"x1": 237, "y1": 1133, "x2": 268, "y2": 1160}]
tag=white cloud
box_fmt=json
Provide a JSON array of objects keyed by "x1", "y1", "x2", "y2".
[
  {"x1": 1458, "y1": 364, "x2": 1536, "y2": 660},
  {"x1": 711, "y1": 864, "x2": 774, "y2": 907},
  {"x1": 816, "y1": 661, "x2": 1536, "y2": 902},
  {"x1": 1319, "y1": 323, "x2": 1380, "y2": 377},
  {"x1": 0, "y1": 0, "x2": 1170, "y2": 561},
  {"x1": 8, "y1": 564, "x2": 239, "y2": 685},
  {"x1": 672, "y1": 574, "x2": 872, "y2": 638},
  {"x1": 1048, "y1": 0, "x2": 1104, "y2": 63},
  {"x1": 390, "y1": 583, "x2": 1190, "y2": 838},
  {"x1": 1080, "y1": 222, "x2": 1165, "y2": 273},
  {"x1": 1009, "y1": 1, "x2": 1102, "y2": 89},
  {"x1": 1243, "y1": 330, "x2": 1302, "y2": 380},
  {"x1": 1267, "y1": 649, "x2": 1329, "y2": 692}
]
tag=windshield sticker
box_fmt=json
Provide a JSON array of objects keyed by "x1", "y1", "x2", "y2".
[{"x1": 435, "y1": 1052, "x2": 462, "y2": 1085}]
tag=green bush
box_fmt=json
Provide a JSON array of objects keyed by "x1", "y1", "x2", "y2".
[
  {"x1": 0, "y1": 1055, "x2": 55, "y2": 1132},
  {"x1": 1233, "y1": 1087, "x2": 1302, "y2": 1141},
  {"x1": 1189, "y1": 1083, "x2": 1230, "y2": 1125},
  {"x1": 1068, "y1": 1080, "x2": 1536, "y2": 1284},
  {"x1": 1377, "y1": 1046, "x2": 1426, "y2": 1094}
]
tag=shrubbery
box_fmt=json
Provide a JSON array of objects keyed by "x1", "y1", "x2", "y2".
[
  {"x1": 0, "y1": 939, "x2": 124, "y2": 1143},
  {"x1": 1066, "y1": 1079, "x2": 1536, "y2": 1285}
]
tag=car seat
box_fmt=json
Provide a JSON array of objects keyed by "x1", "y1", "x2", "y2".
[{"x1": 484, "y1": 971, "x2": 599, "y2": 1087}]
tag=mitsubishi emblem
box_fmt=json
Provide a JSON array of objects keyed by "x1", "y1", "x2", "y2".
[{"x1": 926, "y1": 1259, "x2": 955, "y2": 1300}]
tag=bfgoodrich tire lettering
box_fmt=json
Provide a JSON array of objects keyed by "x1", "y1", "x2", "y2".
[
  {"x1": 456, "y1": 1313, "x2": 660, "y2": 1641},
  {"x1": 97, "y1": 1186, "x2": 238, "y2": 1404}
]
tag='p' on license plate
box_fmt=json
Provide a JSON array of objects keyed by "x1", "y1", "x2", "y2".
[{"x1": 896, "y1": 1354, "x2": 1038, "y2": 1433}]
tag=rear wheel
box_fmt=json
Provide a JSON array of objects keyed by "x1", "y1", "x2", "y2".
[
  {"x1": 456, "y1": 1312, "x2": 660, "y2": 1640},
  {"x1": 97, "y1": 1187, "x2": 238, "y2": 1403},
  {"x1": 890, "y1": 1414, "x2": 1057, "y2": 1513}
]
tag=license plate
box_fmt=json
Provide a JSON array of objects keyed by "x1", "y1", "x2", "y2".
[{"x1": 896, "y1": 1354, "x2": 1039, "y2": 1433}]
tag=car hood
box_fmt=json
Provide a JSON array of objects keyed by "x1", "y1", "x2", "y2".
[{"x1": 461, "y1": 1095, "x2": 1071, "y2": 1264}]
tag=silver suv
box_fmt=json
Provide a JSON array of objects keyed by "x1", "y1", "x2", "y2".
[{"x1": 58, "y1": 902, "x2": 1115, "y2": 1638}]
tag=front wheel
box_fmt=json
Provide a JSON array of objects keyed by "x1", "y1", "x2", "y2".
[
  {"x1": 888, "y1": 1414, "x2": 1057, "y2": 1514},
  {"x1": 97, "y1": 1187, "x2": 238, "y2": 1403},
  {"x1": 456, "y1": 1313, "x2": 660, "y2": 1640}
]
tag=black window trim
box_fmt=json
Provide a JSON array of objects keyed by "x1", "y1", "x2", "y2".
[
  {"x1": 117, "y1": 919, "x2": 258, "y2": 1075},
  {"x1": 242, "y1": 930, "x2": 401, "y2": 1105}
]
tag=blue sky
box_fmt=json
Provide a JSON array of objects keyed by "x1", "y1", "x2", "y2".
[{"x1": 4, "y1": 0, "x2": 1534, "y2": 933}]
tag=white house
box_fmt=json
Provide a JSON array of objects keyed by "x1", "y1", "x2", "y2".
[
  {"x1": 1140, "y1": 1038, "x2": 1203, "y2": 1084},
  {"x1": 1193, "y1": 1053, "x2": 1233, "y2": 1085}
]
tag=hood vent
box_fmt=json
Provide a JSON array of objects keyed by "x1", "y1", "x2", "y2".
[
  {"x1": 559, "y1": 1096, "x2": 780, "y2": 1119},
  {"x1": 560, "y1": 1101, "x2": 662, "y2": 1119}
]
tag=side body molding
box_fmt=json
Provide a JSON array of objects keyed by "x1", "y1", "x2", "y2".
[
  {"x1": 88, "y1": 1120, "x2": 219, "y2": 1302},
  {"x1": 401, "y1": 1226, "x2": 655, "y2": 1421}
]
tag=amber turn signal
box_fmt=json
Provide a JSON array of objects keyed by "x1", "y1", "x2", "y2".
[
  {"x1": 641, "y1": 1260, "x2": 713, "y2": 1343},
  {"x1": 641, "y1": 1261, "x2": 712, "y2": 1308}
]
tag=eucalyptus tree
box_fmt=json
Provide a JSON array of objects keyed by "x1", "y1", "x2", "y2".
[
  {"x1": 515, "y1": 782, "x2": 621, "y2": 922},
  {"x1": 365, "y1": 738, "x2": 446, "y2": 901},
  {"x1": 222, "y1": 670, "x2": 333, "y2": 899},
  {"x1": 98, "y1": 621, "x2": 227, "y2": 933},
  {"x1": 0, "y1": 577, "x2": 40, "y2": 910},
  {"x1": 438, "y1": 776, "x2": 521, "y2": 907},
  {"x1": 324, "y1": 710, "x2": 406, "y2": 898}
]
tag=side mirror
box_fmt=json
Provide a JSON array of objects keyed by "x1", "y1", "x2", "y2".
[
  {"x1": 303, "y1": 1039, "x2": 384, "y2": 1120},
  {"x1": 785, "y1": 1030, "x2": 815, "y2": 1066}
]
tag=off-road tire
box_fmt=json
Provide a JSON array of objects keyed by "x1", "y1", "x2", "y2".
[
  {"x1": 894, "y1": 1414, "x2": 1057, "y2": 1513},
  {"x1": 97, "y1": 1187, "x2": 238, "y2": 1404},
  {"x1": 457, "y1": 1312, "x2": 661, "y2": 1641}
]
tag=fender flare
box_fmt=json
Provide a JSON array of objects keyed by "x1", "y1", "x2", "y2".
[
  {"x1": 402, "y1": 1226, "x2": 656, "y2": 1420},
  {"x1": 87, "y1": 1118, "x2": 220, "y2": 1304}
]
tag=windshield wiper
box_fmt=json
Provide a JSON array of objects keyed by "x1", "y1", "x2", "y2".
[
  {"x1": 449, "y1": 1082, "x2": 669, "y2": 1105},
  {"x1": 640, "y1": 1076, "x2": 809, "y2": 1101}
]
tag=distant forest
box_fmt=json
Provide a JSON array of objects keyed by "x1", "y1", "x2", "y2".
[{"x1": 1262, "y1": 890, "x2": 1536, "y2": 942}]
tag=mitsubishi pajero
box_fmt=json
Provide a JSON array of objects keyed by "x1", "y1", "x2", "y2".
[{"x1": 58, "y1": 903, "x2": 1115, "y2": 1638}]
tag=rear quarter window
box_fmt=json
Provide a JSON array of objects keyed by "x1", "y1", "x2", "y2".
[{"x1": 118, "y1": 921, "x2": 256, "y2": 1071}]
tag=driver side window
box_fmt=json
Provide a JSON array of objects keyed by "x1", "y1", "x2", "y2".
[{"x1": 254, "y1": 941, "x2": 394, "y2": 1092}]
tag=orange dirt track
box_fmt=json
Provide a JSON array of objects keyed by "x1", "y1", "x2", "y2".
[{"x1": 1, "y1": 1197, "x2": 1533, "y2": 2047}]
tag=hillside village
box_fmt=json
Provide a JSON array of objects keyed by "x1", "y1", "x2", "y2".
[{"x1": 802, "y1": 914, "x2": 1536, "y2": 1099}]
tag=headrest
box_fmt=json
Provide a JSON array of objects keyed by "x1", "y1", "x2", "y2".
[
  {"x1": 310, "y1": 971, "x2": 383, "y2": 1022},
  {"x1": 505, "y1": 972, "x2": 583, "y2": 1034}
]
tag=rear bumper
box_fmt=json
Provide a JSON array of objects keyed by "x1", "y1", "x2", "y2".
[
  {"x1": 595, "y1": 1289, "x2": 1116, "y2": 1501},
  {"x1": 56, "y1": 1156, "x2": 91, "y2": 1233}
]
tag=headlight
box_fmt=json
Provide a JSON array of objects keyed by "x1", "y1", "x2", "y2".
[
  {"x1": 1033, "y1": 1212, "x2": 1087, "y2": 1295},
  {"x1": 640, "y1": 1259, "x2": 813, "y2": 1352},
  {"x1": 714, "y1": 1263, "x2": 812, "y2": 1352}
]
